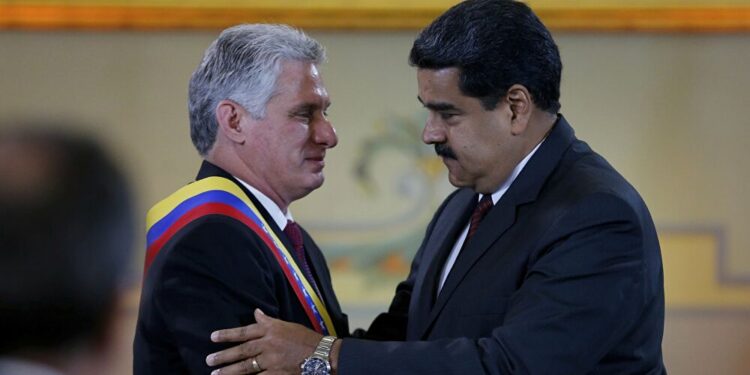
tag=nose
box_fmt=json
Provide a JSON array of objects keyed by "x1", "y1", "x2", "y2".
[
  {"x1": 313, "y1": 118, "x2": 338, "y2": 149},
  {"x1": 422, "y1": 114, "x2": 445, "y2": 145}
]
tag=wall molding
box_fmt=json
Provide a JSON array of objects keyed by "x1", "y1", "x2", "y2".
[
  {"x1": 659, "y1": 224, "x2": 750, "y2": 285},
  {"x1": 1, "y1": 5, "x2": 749, "y2": 32}
]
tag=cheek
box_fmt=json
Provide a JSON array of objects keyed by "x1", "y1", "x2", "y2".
[
  {"x1": 268, "y1": 133, "x2": 301, "y2": 159},
  {"x1": 453, "y1": 133, "x2": 481, "y2": 163},
  {"x1": 457, "y1": 140, "x2": 496, "y2": 175},
  {"x1": 283, "y1": 127, "x2": 311, "y2": 150},
  {"x1": 253, "y1": 127, "x2": 276, "y2": 152}
]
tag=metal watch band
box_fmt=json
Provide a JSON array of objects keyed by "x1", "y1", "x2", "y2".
[{"x1": 313, "y1": 336, "x2": 336, "y2": 358}]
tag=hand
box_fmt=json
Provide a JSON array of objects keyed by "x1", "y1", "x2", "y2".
[{"x1": 206, "y1": 309, "x2": 322, "y2": 375}]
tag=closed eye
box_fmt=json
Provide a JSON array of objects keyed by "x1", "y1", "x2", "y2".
[
  {"x1": 291, "y1": 110, "x2": 313, "y2": 122},
  {"x1": 439, "y1": 112, "x2": 458, "y2": 120}
]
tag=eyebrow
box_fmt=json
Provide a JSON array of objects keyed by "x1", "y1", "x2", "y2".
[
  {"x1": 417, "y1": 96, "x2": 460, "y2": 112},
  {"x1": 290, "y1": 101, "x2": 331, "y2": 114}
]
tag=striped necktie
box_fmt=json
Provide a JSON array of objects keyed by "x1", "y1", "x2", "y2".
[{"x1": 466, "y1": 194, "x2": 494, "y2": 241}]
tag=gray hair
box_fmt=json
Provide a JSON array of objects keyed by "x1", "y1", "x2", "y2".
[{"x1": 188, "y1": 24, "x2": 326, "y2": 156}]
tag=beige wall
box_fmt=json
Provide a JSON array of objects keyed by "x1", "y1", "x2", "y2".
[{"x1": 1, "y1": 29, "x2": 748, "y2": 374}]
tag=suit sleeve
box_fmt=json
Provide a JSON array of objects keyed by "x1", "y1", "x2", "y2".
[
  {"x1": 339, "y1": 193, "x2": 657, "y2": 374},
  {"x1": 151, "y1": 217, "x2": 281, "y2": 374}
]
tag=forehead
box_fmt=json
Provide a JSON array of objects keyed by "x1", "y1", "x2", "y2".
[
  {"x1": 418, "y1": 67, "x2": 483, "y2": 109},
  {"x1": 417, "y1": 68, "x2": 465, "y2": 100},
  {"x1": 273, "y1": 60, "x2": 329, "y2": 104}
]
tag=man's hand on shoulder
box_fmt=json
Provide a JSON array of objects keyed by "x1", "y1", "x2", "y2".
[{"x1": 207, "y1": 309, "x2": 340, "y2": 375}]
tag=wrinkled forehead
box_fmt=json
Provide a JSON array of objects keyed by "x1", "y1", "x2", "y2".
[{"x1": 272, "y1": 61, "x2": 330, "y2": 106}]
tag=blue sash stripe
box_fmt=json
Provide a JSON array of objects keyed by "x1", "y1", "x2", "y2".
[{"x1": 147, "y1": 190, "x2": 263, "y2": 247}]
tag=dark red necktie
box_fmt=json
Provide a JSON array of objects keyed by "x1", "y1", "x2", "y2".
[
  {"x1": 435, "y1": 194, "x2": 495, "y2": 298},
  {"x1": 466, "y1": 195, "x2": 494, "y2": 241},
  {"x1": 283, "y1": 220, "x2": 321, "y2": 297}
]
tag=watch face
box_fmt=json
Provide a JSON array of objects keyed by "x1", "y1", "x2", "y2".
[{"x1": 301, "y1": 357, "x2": 330, "y2": 375}]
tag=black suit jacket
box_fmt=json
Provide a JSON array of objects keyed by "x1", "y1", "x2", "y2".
[
  {"x1": 134, "y1": 161, "x2": 348, "y2": 374},
  {"x1": 341, "y1": 116, "x2": 665, "y2": 374}
]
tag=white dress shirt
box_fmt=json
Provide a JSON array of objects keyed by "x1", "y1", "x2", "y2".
[{"x1": 234, "y1": 177, "x2": 293, "y2": 231}]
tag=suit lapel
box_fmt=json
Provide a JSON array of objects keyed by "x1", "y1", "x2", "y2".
[
  {"x1": 407, "y1": 189, "x2": 476, "y2": 339},
  {"x1": 422, "y1": 194, "x2": 522, "y2": 337},
  {"x1": 301, "y1": 233, "x2": 331, "y2": 301},
  {"x1": 302, "y1": 233, "x2": 348, "y2": 333},
  {"x1": 417, "y1": 115, "x2": 578, "y2": 339}
]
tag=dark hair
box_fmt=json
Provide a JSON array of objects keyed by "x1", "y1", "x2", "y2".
[
  {"x1": 0, "y1": 126, "x2": 134, "y2": 354},
  {"x1": 409, "y1": 0, "x2": 562, "y2": 113}
]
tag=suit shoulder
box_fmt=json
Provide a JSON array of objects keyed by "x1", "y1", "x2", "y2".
[
  {"x1": 144, "y1": 215, "x2": 275, "y2": 287},
  {"x1": 532, "y1": 145, "x2": 659, "y2": 239},
  {"x1": 547, "y1": 142, "x2": 646, "y2": 210},
  {"x1": 169, "y1": 215, "x2": 270, "y2": 255}
]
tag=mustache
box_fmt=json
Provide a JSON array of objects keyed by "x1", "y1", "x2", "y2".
[{"x1": 435, "y1": 143, "x2": 456, "y2": 160}]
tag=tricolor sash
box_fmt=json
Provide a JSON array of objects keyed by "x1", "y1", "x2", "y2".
[{"x1": 144, "y1": 176, "x2": 336, "y2": 336}]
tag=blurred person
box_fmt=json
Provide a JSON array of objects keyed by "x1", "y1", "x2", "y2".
[
  {"x1": 0, "y1": 125, "x2": 134, "y2": 375},
  {"x1": 133, "y1": 24, "x2": 348, "y2": 374},
  {"x1": 206, "y1": 1, "x2": 666, "y2": 374}
]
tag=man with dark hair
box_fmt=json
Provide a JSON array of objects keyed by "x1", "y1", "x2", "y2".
[
  {"x1": 133, "y1": 24, "x2": 348, "y2": 374},
  {"x1": 0, "y1": 126, "x2": 134, "y2": 375},
  {"x1": 206, "y1": 1, "x2": 666, "y2": 374}
]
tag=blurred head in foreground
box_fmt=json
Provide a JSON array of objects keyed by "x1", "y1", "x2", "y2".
[{"x1": 0, "y1": 125, "x2": 134, "y2": 375}]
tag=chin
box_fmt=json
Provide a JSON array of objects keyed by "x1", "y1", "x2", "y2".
[
  {"x1": 299, "y1": 175, "x2": 325, "y2": 194},
  {"x1": 447, "y1": 174, "x2": 469, "y2": 189}
]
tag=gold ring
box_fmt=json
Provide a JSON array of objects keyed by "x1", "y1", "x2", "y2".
[{"x1": 251, "y1": 357, "x2": 261, "y2": 373}]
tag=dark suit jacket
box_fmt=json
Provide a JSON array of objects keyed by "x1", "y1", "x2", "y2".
[
  {"x1": 133, "y1": 161, "x2": 349, "y2": 374},
  {"x1": 341, "y1": 116, "x2": 665, "y2": 374}
]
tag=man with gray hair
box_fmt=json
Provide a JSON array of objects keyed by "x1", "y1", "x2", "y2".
[{"x1": 133, "y1": 24, "x2": 348, "y2": 374}]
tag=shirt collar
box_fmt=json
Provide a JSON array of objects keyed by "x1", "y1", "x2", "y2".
[
  {"x1": 233, "y1": 177, "x2": 293, "y2": 230},
  {"x1": 482, "y1": 137, "x2": 546, "y2": 204}
]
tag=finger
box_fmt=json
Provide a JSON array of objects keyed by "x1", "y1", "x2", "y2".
[
  {"x1": 211, "y1": 323, "x2": 264, "y2": 343},
  {"x1": 206, "y1": 340, "x2": 262, "y2": 367},
  {"x1": 210, "y1": 354, "x2": 263, "y2": 375},
  {"x1": 254, "y1": 308, "x2": 270, "y2": 323}
]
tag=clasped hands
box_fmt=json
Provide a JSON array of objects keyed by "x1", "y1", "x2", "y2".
[{"x1": 206, "y1": 309, "x2": 339, "y2": 375}]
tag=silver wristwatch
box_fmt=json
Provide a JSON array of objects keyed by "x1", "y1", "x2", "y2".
[{"x1": 300, "y1": 335, "x2": 337, "y2": 375}]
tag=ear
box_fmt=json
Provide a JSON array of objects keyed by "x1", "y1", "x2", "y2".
[
  {"x1": 506, "y1": 84, "x2": 532, "y2": 135},
  {"x1": 215, "y1": 100, "x2": 247, "y2": 145}
]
